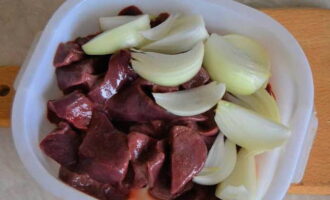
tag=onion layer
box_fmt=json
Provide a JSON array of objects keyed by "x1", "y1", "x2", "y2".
[
  {"x1": 131, "y1": 42, "x2": 204, "y2": 86},
  {"x1": 83, "y1": 15, "x2": 150, "y2": 55},
  {"x1": 203, "y1": 34, "x2": 271, "y2": 95},
  {"x1": 215, "y1": 100, "x2": 290, "y2": 152}
]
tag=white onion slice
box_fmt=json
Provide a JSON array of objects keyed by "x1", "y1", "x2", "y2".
[
  {"x1": 203, "y1": 34, "x2": 271, "y2": 95},
  {"x1": 193, "y1": 134, "x2": 237, "y2": 185},
  {"x1": 141, "y1": 14, "x2": 179, "y2": 40},
  {"x1": 131, "y1": 42, "x2": 204, "y2": 86},
  {"x1": 83, "y1": 15, "x2": 150, "y2": 55},
  {"x1": 215, "y1": 100, "x2": 290, "y2": 152},
  {"x1": 141, "y1": 15, "x2": 209, "y2": 54},
  {"x1": 153, "y1": 81, "x2": 225, "y2": 116},
  {"x1": 216, "y1": 149, "x2": 257, "y2": 200},
  {"x1": 99, "y1": 16, "x2": 141, "y2": 31},
  {"x1": 229, "y1": 89, "x2": 281, "y2": 122}
]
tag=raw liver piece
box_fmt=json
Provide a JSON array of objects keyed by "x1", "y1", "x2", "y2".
[
  {"x1": 170, "y1": 111, "x2": 219, "y2": 137},
  {"x1": 195, "y1": 110, "x2": 219, "y2": 136},
  {"x1": 40, "y1": 122, "x2": 80, "y2": 167},
  {"x1": 175, "y1": 184, "x2": 217, "y2": 200},
  {"x1": 181, "y1": 68, "x2": 210, "y2": 89},
  {"x1": 151, "y1": 13, "x2": 170, "y2": 28},
  {"x1": 118, "y1": 5, "x2": 143, "y2": 16},
  {"x1": 47, "y1": 92, "x2": 93, "y2": 130},
  {"x1": 170, "y1": 126, "x2": 207, "y2": 195},
  {"x1": 79, "y1": 111, "x2": 130, "y2": 185},
  {"x1": 86, "y1": 109, "x2": 114, "y2": 134},
  {"x1": 88, "y1": 50, "x2": 136, "y2": 105},
  {"x1": 151, "y1": 85, "x2": 179, "y2": 93},
  {"x1": 59, "y1": 167, "x2": 129, "y2": 200},
  {"x1": 106, "y1": 79, "x2": 175, "y2": 122},
  {"x1": 128, "y1": 132, "x2": 155, "y2": 161},
  {"x1": 75, "y1": 33, "x2": 99, "y2": 46},
  {"x1": 56, "y1": 58, "x2": 98, "y2": 93},
  {"x1": 130, "y1": 120, "x2": 167, "y2": 139},
  {"x1": 149, "y1": 170, "x2": 193, "y2": 200},
  {"x1": 146, "y1": 140, "x2": 166, "y2": 187},
  {"x1": 53, "y1": 42, "x2": 85, "y2": 68},
  {"x1": 131, "y1": 162, "x2": 148, "y2": 188},
  {"x1": 127, "y1": 133, "x2": 165, "y2": 188}
]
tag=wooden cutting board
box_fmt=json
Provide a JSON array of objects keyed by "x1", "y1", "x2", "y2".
[
  {"x1": 0, "y1": 8, "x2": 329, "y2": 195},
  {"x1": 262, "y1": 8, "x2": 330, "y2": 195}
]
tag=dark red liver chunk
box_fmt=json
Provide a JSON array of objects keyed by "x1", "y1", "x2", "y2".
[
  {"x1": 106, "y1": 79, "x2": 176, "y2": 123},
  {"x1": 181, "y1": 68, "x2": 210, "y2": 89},
  {"x1": 118, "y1": 5, "x2": 143, "y2": 16},
  {"x1": 85, "y1": 109, "x2": 114, "y2": 134},
  {"x1": 146, "y1": 140, "x2": 166, "y2": 188},
  {"x1": 53, "y1": 42, "x2": 85, "y2": 68},
  {"x1": 266, "y1": 83, "x2": 276, "y2": 99},
  {"x1": 40, "y1": 122, "x2": 80, "y2": 167},
  {"x1": 175, "y1": 184, "x2": 217, "y2": 200},
  {"x1": 88, "y1": 50, "x2": 137, "y2": 105},
  {"x1": 151, "y1": 13, "x2": 170, "y2": 28},
  {"x1": 170, "y1": 112, "x2": 219, "y2": 137},
  {"x1": 149, "y1": 168, "x2": 193, "y2": 200},
  {"x1": 127, "y1": 132, "x2": 166, "y2": 188},
  {"x1": 195, "y1": 110, "x2": 219, "y2": 136},
  {"x1": 151, "y1": 85, "x2": 179, "y2": 93},
  {"x1": 79, "y1": 110, "x2": 130, "y2": 185},
  {"x1": 130, "y1": 120, "x2": 167, "y2": 139},
  {"x1": 170, "y1": 126, "x2": 207, "y2": 195},
  {"x1": 75, "y1": 33, "x2": 99, "y2": 46},
  {"x1": 59, "y1": 167, "x2": 129, "y2": 200},
  {"x1": 47, "y1": 92, "x2": 93, "y2": 130},
  {"x1": 128, "y1": 132, "x2": 156, "y2": 161},
  {"x1": 56, "y1": 58, "x2": 99, "y2": 94}
]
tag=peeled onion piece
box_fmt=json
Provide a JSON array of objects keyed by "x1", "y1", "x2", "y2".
[
  {"x1": 193, "y1": 134, "x2": 237, "y2": 185},
  {"x1": 204, "y1": 34, "x2": 271, "y2": 95},
  {"x1": 141, "y1": 14, "x2": 179, "y2": 40},
  {"x1": 83, "y1": 15, "x2": 150, "y2": 55},
  {"x1": 153, "y1": 81, "x2": 225, "y2": 116},
  {"x1": 215, "y1": 100, "x2": 290, "y2": 152},
  {"x1": 141, "y1": 15, "x2": 209, "y2": 54},
  {"x1": 226, "y1": 88, "x2": 281, "y2": 122},
  {"x1": 131, "y1": 42, "x2": 204, "y2": 86},
  {"x1": 99, "y1": 15, "x2": 141, "y2": 31},
  {"x1": 215, "y1": 149, "x2": 257, "y2": 200}
]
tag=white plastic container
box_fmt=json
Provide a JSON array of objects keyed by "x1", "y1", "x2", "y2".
[{"x1": 11, "y1": 0, "x2": 317, "y2": 200}]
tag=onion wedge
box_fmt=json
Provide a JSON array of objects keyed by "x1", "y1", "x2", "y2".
[
  {"x1": 153, "y1": 81, "x2": 225, "y2": 116},
  {"x1": 193, "y1": 134, "x2": 237, "y2": 185},
  {"x1": 99, "y1": 16, "x2": 141, "y2": 31},
  {"x1": 131, "y1": 42, "x2": 204, "y2": 86},
  {"x1": 203, "y1": 34, "x2": 271, "y2": 95},
  {"x1": 141, "y1": 14, "x2": 179, "y2": 40},
  {"x1": 141, "y1": 15, "x2": 209, "y2": 54},
  {"x1": 215, "y1": 100, "x2": 290, "y2": 152},
  {"x1": 226, "y1": 89, "x2": 281, "y2": 122},
  {"x1": 83, "y1": 15, "x2": 150, "y2": 55},
  {"x1": 216, "y1": 149, "x2": 257, "y2": 200}
]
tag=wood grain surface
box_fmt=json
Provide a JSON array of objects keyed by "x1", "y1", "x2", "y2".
[
  {"x1": 0, "y1": 66, "x2": 19, "y2": 127},
  {"x1": 261, "y1": 8, "x2": 330, "y2": 195},
  {"x1": 0, "y1": 8, "x2": 329, "y2": 195}
]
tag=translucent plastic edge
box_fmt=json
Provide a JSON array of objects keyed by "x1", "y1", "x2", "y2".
[
  {"x1": 12, "y1": 0, "x2": 97, "y2": 199},
  {"x1": 291, "y1": 109, "x2": 318, "y2": 183}
]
